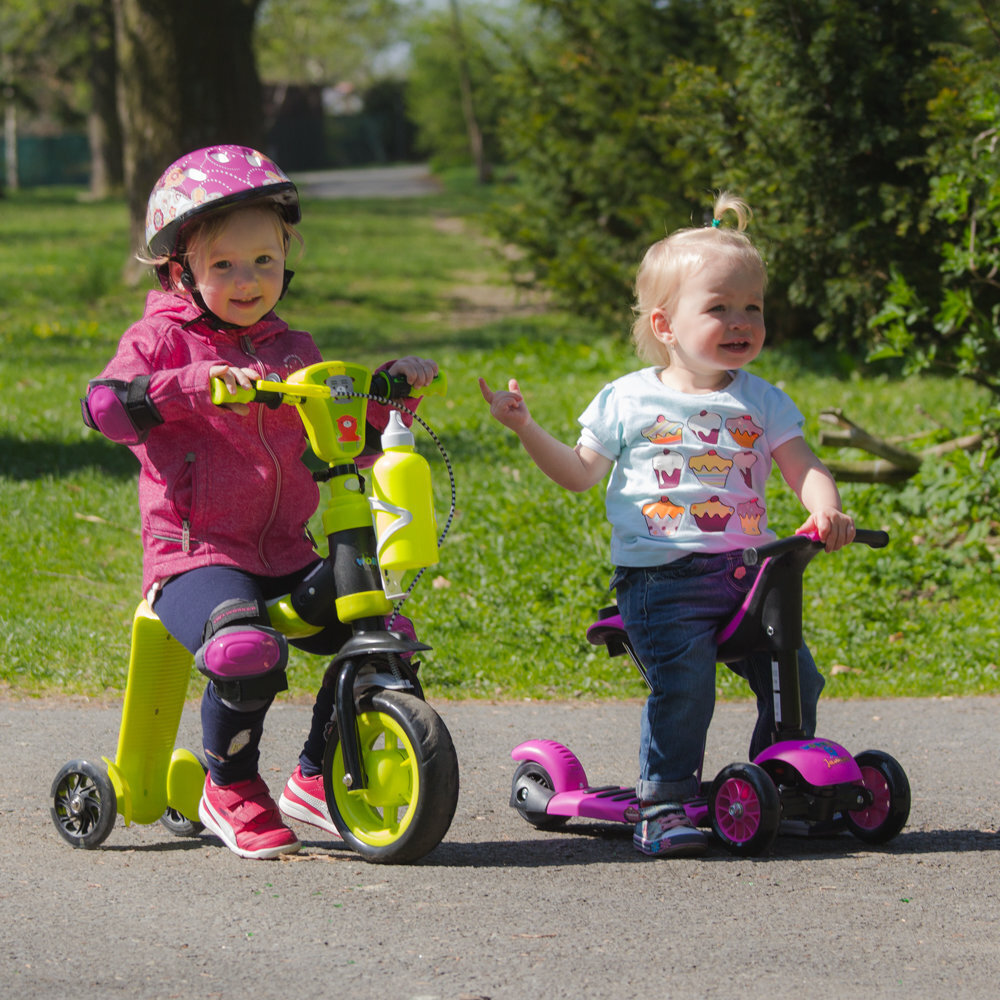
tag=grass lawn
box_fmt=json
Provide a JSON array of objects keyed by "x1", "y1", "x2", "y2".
[{"x1": 1, "y1": 173, "x2": 997, "y2": 704}]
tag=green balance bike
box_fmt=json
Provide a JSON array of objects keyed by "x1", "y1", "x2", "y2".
[{"x1": 51, "y1": 361, "x2": 459, "y2": 863}]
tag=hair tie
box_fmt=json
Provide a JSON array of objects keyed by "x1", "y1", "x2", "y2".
[{"x1": 711, "y1": 218, "x2": 721, "y2": 228}]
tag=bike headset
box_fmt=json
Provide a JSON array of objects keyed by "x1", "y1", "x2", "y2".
[{"x1": 144, "y1": 144, "x2": 300, "y2": 329}]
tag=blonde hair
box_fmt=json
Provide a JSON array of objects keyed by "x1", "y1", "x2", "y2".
[{"x1": 631, "y1": 192, "x2": 766, "y2": 365}]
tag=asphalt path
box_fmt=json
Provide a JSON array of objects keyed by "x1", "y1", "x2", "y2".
[
  {"x1": 4, "y1": 694, "x2": 1000, "y2": 999},
  {"x1": 293, "y1": 164, "x2": 442, "y2": 200}
]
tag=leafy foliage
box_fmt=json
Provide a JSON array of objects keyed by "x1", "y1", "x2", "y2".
[
  {"x1": 483, "y1": 0, "x2": 977, "y2": 364},
  {"x1": 870, "y1": 39, "x2": 1000, "y2": 397},
  {"x1": 721, "y1": 0, "x2": 953, "y2": 346},
  {"x1": 405, "y1": 7, "x2": 507, "y2": 170},
  {"x1": 487, "y1": 0, "x2": 728, "y2": 330}
]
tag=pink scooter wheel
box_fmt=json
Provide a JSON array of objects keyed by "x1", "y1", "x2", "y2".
[
  {"x1": 709, "y1": 762, "x2": 780, "y2": 856},
  {"x1": 844, "y1": 749, "x2": 910, "y2": 844}
]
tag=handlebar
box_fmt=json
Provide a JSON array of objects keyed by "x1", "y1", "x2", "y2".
[
  {"x1": 742, "y1": 528, "x2": 889, "y2": 567},
  {"x1": 210, "y1": 370, "x2": 447, "y2": 407}
]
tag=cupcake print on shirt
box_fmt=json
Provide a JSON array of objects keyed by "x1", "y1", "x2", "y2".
[
  {"x1": 737, "y1": 498, "x2": 765, "y2": 536},
  {"x1": 725, "y1": 415, "x2": 763, "y2": 448},
  {"x1": 641, "y1": 415, "x2": 683, "y2": 446},
  {"x1": 690, "y1": 496, "x2": 734, "y2": 532},
  {"x1": 642, "y1": 496, "x2": 684, "y2": 537},
  {"x1": 732, "y1": 451, "x2": 758, "y2": 488},
  {"x1": 688, "y1": 450, "x2": 733, "y2": 490},
  {"x1": 688, "y1": 409, "x2": 722, "y2": 445},
  {"x1": 652, "y1": 449, "x2": 683, "y2": 490}
]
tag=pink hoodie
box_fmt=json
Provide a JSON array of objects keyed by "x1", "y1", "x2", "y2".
[{"x1": 90, "y1": 290, "x2": 343, "y2": 595}]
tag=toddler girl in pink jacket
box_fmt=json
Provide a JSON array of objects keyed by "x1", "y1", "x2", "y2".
[{"x1": 82, "y1": 145, "x2": 437, "y2": 859}]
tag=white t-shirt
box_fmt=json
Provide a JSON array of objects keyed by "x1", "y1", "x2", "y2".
[{"x1": 578, "y1": 367, "x2": 804, "y2": 567}]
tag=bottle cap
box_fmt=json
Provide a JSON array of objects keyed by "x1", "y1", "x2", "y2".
[{"x1": 380, "y1": 409, "x2": 414, "y2": 449}]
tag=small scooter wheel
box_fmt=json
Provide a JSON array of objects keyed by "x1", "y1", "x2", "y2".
[
  {"x1": 159, "y1": 754, "x2": 208, "y2": 838},
  {"x1": 709, "y1": 762, "x2": 780, "y2": 856},
  {"x1": 50, "y1": 759, "x2": 117, "y2": 849},
  {"x1": 159, "y1": 808, "x2": 204, "y2": 837},
  {"x1": 323, "y1": 690, "x2": 459, "y2": 864},
  {"x1": 511, "y1": 760, "x2": 569, "y2": 830},
  {"x1": 845, "y1": 749, "x2": 910, "y2": 844}
]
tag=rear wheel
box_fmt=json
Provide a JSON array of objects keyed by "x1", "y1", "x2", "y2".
[
  {"x1": 709, "y1": 763, "x2": 780, "y2": 856},
  {"x1": 510, "y1": 760, "x2": 568, "y2": 829},
  {"x1": 51, "y1": 759, "x2": 117, "y2": 849},
  {"x1": 323, "y1": 690, "x2": 459, "y2": 863},
  {"x1": 844, "y1": 750, "x2": 910, "y2": 844},
  {"x1": 160, "y1": 754, "x2": 208, "y2": 837}
]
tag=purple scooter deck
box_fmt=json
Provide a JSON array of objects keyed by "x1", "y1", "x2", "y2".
[
  {"x1": 512, "y1": 740, "x2": 709, "y2": 827},
  {"x1": 547, "y1": 785, "x2": 640, "y2": 822}
]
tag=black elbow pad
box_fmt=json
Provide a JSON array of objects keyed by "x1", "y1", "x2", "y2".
[{"x1": 81, "y1": 376, "x2": 164, "y2": 445}]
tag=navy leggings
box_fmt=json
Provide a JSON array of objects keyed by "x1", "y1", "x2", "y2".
[{"x1": 155, "y1": 563, "x2": 351, "y2": 786}]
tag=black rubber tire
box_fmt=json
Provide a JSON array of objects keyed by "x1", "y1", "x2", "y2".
[
  {"x1": 709, "y1": 762, "x2": 781, "y2": 856},
  {"x1": 50, "y1": 759, "x2": 118, "y2": 849},
  {"x1": 322, "y1": 690, "x2": 459, "y2": 863},
  {"x1": 159, "y1": 754, "x2": 208, "y2": 837},
  {"x1": 510, "y1": 759, "x2": 569, "y2": 829},
  {"x1": 844, "y1": 749, "x2": 911, "y2": 844}
]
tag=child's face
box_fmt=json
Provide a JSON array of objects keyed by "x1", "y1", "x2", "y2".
[
  {"x1": 184, "y1": 208, "x2": 287, "y2": 327},
  {"x1": 651, "y1": 254, "x2": 765, "y2": 392}
]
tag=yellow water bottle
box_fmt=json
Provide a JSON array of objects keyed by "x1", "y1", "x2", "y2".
[{"x1": 370, "y1": 410, "x2": 439, "y2": 598}]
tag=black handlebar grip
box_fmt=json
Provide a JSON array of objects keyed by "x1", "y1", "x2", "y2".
[
  {"x1": 854, "y1": 529, "x2": 889, "y2": 549},
  {"x1": 369, "y1": 371, "x2": 413, "y2": 400}
]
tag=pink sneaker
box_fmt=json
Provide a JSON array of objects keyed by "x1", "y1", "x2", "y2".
[
  {"x1": 198, "y1": 774, "x2": 301, "y2": 859},
  {"x1": 278, "y1": 766, "x2": 342, "y2": 838}
]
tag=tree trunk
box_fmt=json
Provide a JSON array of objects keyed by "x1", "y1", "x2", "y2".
[
  {"x1": 112, "y1": 0, "x2": 264, "y2": 282},
  {"x1": 87, "y1": 2, "x2": 123, "y2": 200},
  {"x1": 448, "y1": 0, "x2": 491, "y2": 184}
]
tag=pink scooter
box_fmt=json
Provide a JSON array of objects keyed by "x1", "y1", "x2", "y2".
[{"x1": 510, "y1": 530, "x2": 910, "y2": 856}]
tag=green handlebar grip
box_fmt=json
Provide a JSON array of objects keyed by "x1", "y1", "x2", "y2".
[
  {"x1": 210, "y1": 378, "x2": 256, "y2": 405},
  {"x1": 424, "y1": 372, "x2": 447, "y2": 396}
]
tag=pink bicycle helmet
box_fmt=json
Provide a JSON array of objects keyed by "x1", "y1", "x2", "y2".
[{"x1": 145, "y1": 144, "x2": 300, "y2": 260}]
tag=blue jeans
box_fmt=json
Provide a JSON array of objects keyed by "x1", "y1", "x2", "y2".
[{"x1": 613, "y1": 550, "x2": 825, "y2": 803}]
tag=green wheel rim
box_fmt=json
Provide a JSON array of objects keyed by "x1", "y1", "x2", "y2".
[{"x1": 331, "y1": 709, "x2": 419, "y2": 846}]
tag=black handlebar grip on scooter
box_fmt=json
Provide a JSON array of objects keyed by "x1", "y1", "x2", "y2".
[
  {"x1": 743, "y1": 528, "x2": 890, "y2": 566},
  {"x1": 853, "y1": 529, "x2": 889, "y2": 549}
]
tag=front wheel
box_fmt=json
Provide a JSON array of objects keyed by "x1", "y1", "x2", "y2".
[
  {"x1": 50, "y1": 759, "x2": 117, "y2": 849},
  {"x1": 844, "y1": 749, "x2": 910, "y2": 844},
  {"x1": 510, "y1": 760, "x2": 568, "y2": 830},
  {"x1": 709, "y1": 762, "x2": 780, "y2": 856},
  {"x1": 322, "y1": 690, "x2": 459, "y2": 863}
]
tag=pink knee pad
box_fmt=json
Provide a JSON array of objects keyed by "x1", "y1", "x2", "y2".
[
  {"x1": 200, "y1": 627, "x2": 283, "y2": 676},
  {"x1": 196, "y1": 625, "x2": 289, "y2": 702}
]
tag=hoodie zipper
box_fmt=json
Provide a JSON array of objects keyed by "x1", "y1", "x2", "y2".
[{"x1": 242, "y1": 334, "x2": 282, "y2": 571}]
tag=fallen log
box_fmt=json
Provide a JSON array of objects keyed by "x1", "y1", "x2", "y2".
[{"x1": 818, "y1": 409, "x2": 983, "y2": 484}]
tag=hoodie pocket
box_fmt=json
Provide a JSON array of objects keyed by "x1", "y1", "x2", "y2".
[{"x1": 164, "y1": 451, "x2": 196, "y2": 552}]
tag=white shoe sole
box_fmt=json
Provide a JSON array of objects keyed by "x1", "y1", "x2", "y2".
[
  {"x1": 198, "y1": 796, "x2": 301, "y2": 860},
  {"x1": 278, "y1": 787, "x2": 343, "y2": 839}
]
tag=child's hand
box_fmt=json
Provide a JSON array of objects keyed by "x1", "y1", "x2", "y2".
[
  {"x1": 799, "y1": 507, "x2": 855, "y2": 552},
  {"x1": 388, "y1": 356, "x2": 439, "y2": 390},
  {"x1": 209, "y1": 364, "x2": 257, "y2": 415},
  {"x1": 479, "y1": 377, "x2": 532, "y2": 431}
]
